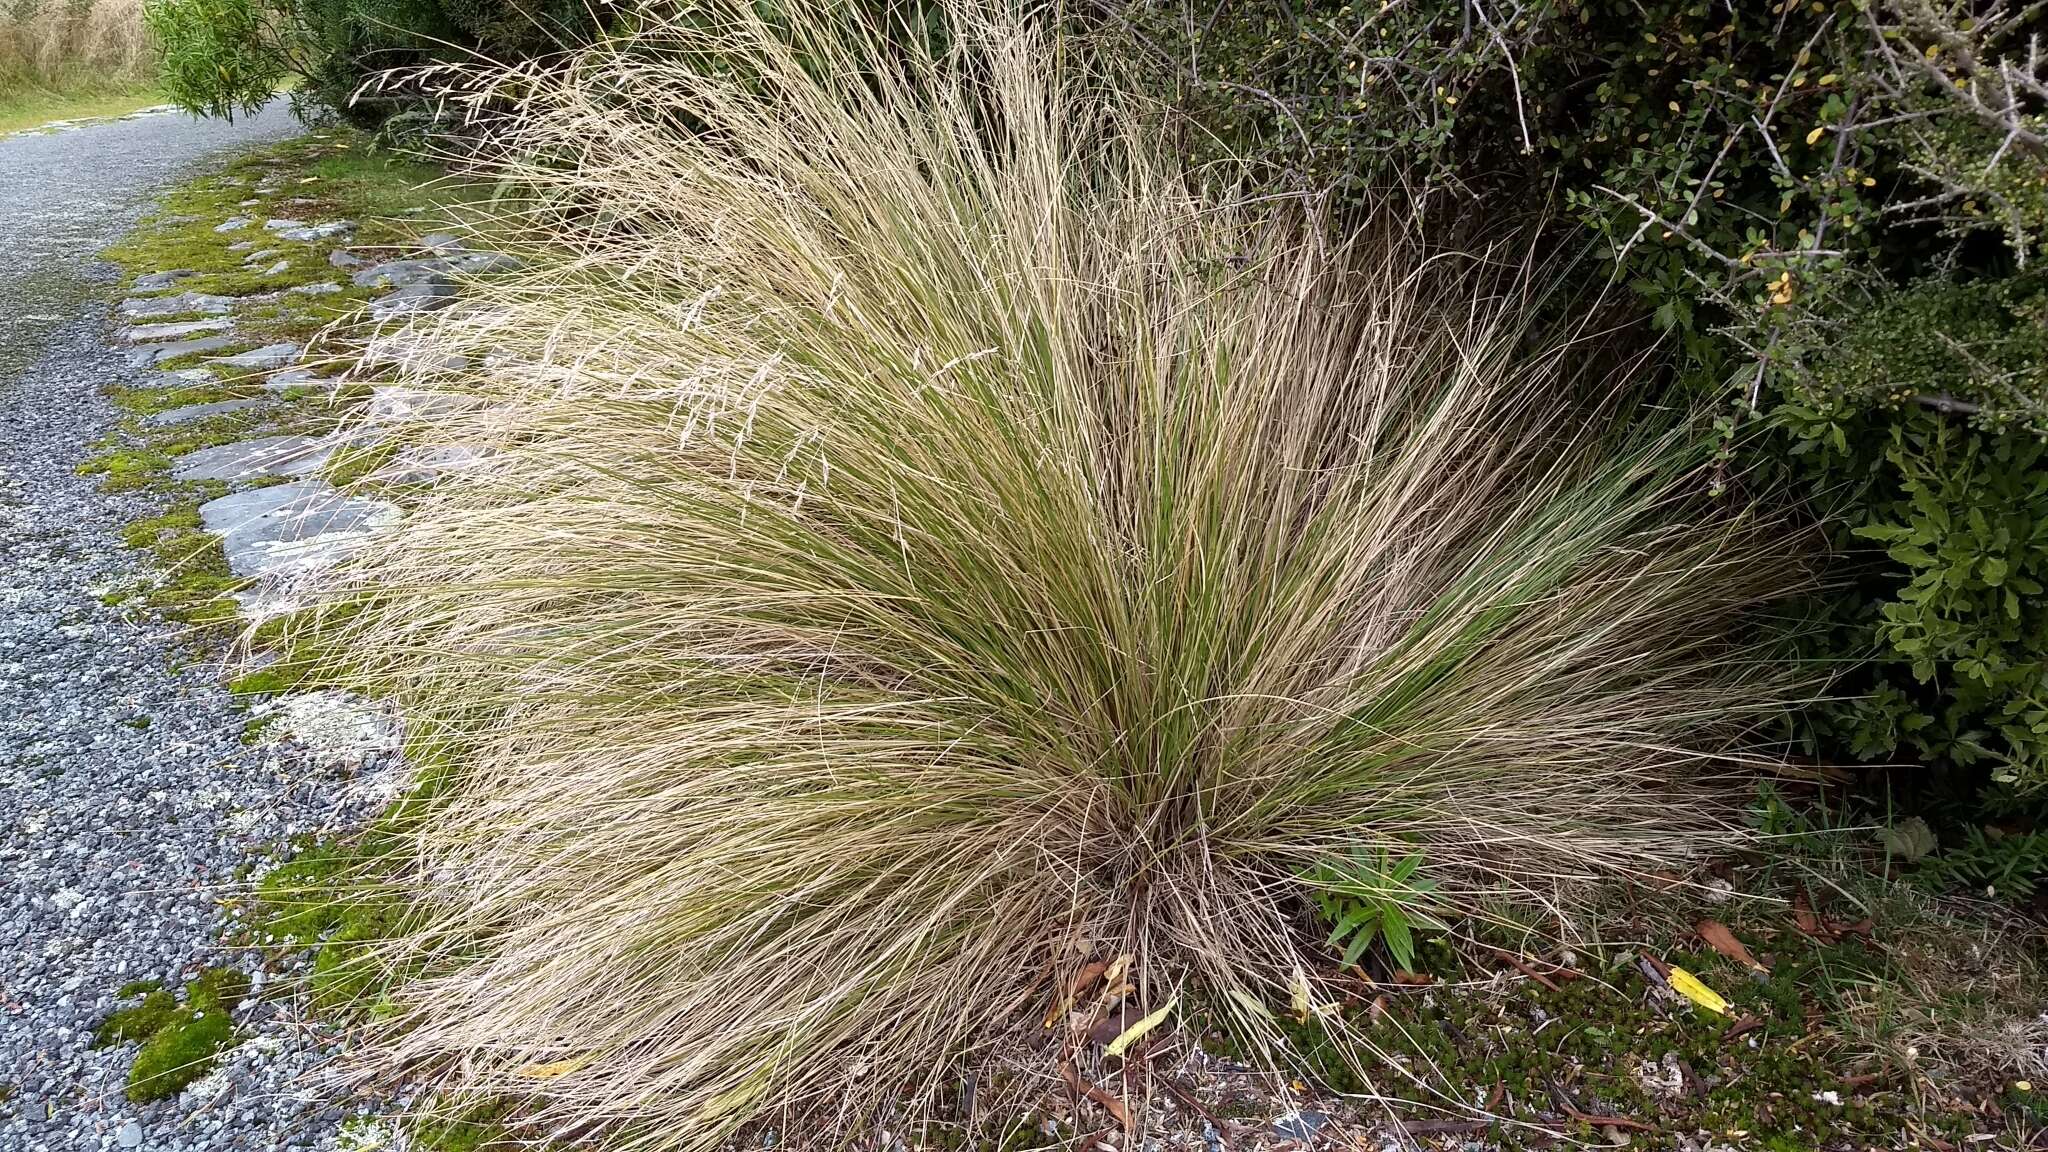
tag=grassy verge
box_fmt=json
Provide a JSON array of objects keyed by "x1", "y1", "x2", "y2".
[{"x1": 0, "y1": 82, "x2": 163, "y2": 136}]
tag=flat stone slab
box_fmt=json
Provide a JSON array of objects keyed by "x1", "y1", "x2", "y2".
[
  {"x1": 214, "y1": 216, "x2": 253, "y2": 233},
  {"x1": 276, "y1": 220, "x2": 353, "y2": 242},
  {"x1": 118, "y1": 291, "x2": 235, "y2": 318},
  {"x1": 199, "y1": 482, "x2": 401, "y2": 579},
  {"x1": 124, "y1": 318, "x2": 233, "y2": 343},
  {"x1": 171, "y1": 435, "x2": 333, "y2": 483},
  {"x1": 367, "y1": 443, "x2": 489, "y2": 484},
  {"x1": 368, "y1": 276, "x2": 458, "y2": 318},
  {"x1": 131, "y1": 270, "x2": 194, "y2": 292},
  {"x1": 211, "y1": 343, "x2": 301, "y2": 371},
  {"x1": 125, "y1": 334, "x2": 234, "y2": 367},
  {"x1": 145, "y1": 399, "x2": 269, "y2": 427},
  {"x1": 288, "y1": 281, "x2": 344, "y2": 295},
  {"x1": 351, "y1": 251, "x2": 520, "y2": 289},
  {"x1": 139, "y1": 368, "x2": 217, "y2": 388},
  {"x1": 368, "y1": 387, "x2": 479, "y2": 422},
  {"x1": 264, "y1": 367, "x2": 329, "y2": 392}
]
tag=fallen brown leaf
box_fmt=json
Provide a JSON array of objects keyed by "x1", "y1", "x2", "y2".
[
  {"x1": 1045, "y1": 957, "x2": 1115, "y2": 1027},
  {"x1": 1696, "y1": 919, "x2": 1767, "y2": 971},
  {"x1": 1088, "y1": 1005, "x2": 1137, "y2": 1046},
  {"x1": 1722, "y1": 1013, "x2": 1765, "y2": 1042},
  {"x1": 1791, "y1": 888, "x2": 1831, "y2": 941},
  {"x1": 1058, "y1": 1060, "x2": 1130, "y2": 1129}
]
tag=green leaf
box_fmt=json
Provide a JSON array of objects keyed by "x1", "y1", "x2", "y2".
[{"x1": 1381, "y1": 911, "x2": 1415, "y2": 971}]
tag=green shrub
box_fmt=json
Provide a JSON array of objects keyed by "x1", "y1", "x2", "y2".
[
  {"x1": 144, "y1": 0, "x2": 290, "y2": 119},
  {"x1": 1114, "y1": 0, "x2": 2048, "y2": 814},
  {"x1": 145, "y1": 0, "x2": 601, "y2": 123}
]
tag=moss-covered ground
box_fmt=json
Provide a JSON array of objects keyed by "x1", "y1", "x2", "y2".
[
  {"x1": 86, "y1": 129, "x2": 481, "y2": 636},
  {"x1": 92, "y1": 968, "x2": 250, "y2": 1101}
]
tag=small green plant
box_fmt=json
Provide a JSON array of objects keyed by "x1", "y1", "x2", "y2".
[
  {"x1": 1310, "y1": 849, "x2": 1438, "y2": 972},
  {"x1": 1915, "y1": 826, "x2": 2048, "y2": 902}
]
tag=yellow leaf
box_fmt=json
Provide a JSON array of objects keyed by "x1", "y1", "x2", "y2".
[
  {"x1": 516, "y1": 1056, "x2": 589, "y2": 1079},
  {"x1": 1667, "y1": 966, "x2": 1730, "y2": 1015},
  {"x1": 1103, "y1": 993, "x2": 1178, "y2": 1059},
  {"x1": 1819, "y1": 72, "x2": 1840, "y2": 85},
  {"x1": 1226, "y1": 987, "x2": 1274, "y2": 1021},
  {"x1": 1806, "y1": 127, "x2": 1826, "y2": 145}
]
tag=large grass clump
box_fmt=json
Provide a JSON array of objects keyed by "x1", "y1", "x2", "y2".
[
  {"x1": 0, "y1": 0, "x2": 152, "y2": 102},
  {"x1": 303, "y1": 2, "x2": 1814, "y2": 1145}
]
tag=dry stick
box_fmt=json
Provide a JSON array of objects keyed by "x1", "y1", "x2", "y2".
[
  {"x1": 1486, "y1": 947, "x2": 1563, "y2": 993},
  {"x1": 1468, "y1": 0, "x2": 1532, "y2": 153}
]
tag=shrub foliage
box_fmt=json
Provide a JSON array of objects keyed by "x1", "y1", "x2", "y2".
[
  {"x1": 144, "y1": 0, "x2": 601, "y2": 122},
  {"x1": 1113, "y1": 0, "x2": 2048, "y2": 803}
]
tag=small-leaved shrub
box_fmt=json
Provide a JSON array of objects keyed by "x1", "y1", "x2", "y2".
[{"x1": 1110, "y1": 0, "x2": 2048, "y2": 847}]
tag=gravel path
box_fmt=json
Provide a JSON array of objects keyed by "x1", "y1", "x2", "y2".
[{"x1": 1, "y1": 103, "x2": 388, "y2": 1152}]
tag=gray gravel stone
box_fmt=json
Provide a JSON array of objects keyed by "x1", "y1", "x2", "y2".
[
  {"x1": 1271, "y1": 1111, "x2": 1330, "y2": 1142},
  {"x1": 328, "y1": 249, "x2": 363, "y2": 268},
  {"x1": 213, "y1": 215, "x2": 252, "y2": 232}
]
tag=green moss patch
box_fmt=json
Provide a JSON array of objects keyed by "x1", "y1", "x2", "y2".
[{"x1": 93, "y1": 968, "x2": 250, "y2": 1102}]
